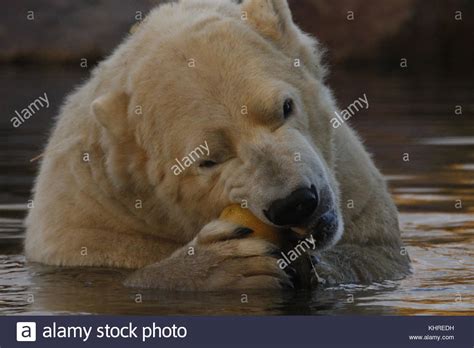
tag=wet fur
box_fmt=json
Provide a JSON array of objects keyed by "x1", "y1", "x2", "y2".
[{"x1": 25, "y1": 0, "x2": 410, "y2": 290}]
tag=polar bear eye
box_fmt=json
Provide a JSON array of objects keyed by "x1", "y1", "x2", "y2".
[
  {"x1": 283, "y1": 98, "x2": 294, "y2": 119},
  {"x1": 199, "y1": 160, "x2": 218, "y2": 169}
]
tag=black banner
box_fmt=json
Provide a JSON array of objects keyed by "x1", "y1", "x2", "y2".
[{"x1": 3, "y1": 316, "x2": 473, "y2": 347}]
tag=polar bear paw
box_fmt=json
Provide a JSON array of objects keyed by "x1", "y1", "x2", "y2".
[{"x1": 124, "y1": 220, "x2": 294, "y2": 291}]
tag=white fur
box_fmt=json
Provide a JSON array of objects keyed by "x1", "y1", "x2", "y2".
[{"x1": 25, "y1": 0, "x2": 410, "y2": 289}]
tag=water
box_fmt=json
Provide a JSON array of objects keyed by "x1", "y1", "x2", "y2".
[{"x1": 1, "y1": 66, "x2": 473, "y2": 315}]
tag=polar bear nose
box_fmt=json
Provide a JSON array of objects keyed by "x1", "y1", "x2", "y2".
[{"x1": 264, "y1": 185, "x2": 318, "y2": 226}]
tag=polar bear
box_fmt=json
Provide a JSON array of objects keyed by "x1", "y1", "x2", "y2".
[{"x1": 25, "y1": 0, "x2": 410, "y2": 290}]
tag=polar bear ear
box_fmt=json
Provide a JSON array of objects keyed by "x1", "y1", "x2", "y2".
[
  {"x1": 241, "y1": 0, "x2": 299, "y2": 46},
  {"x1": 242, "y1": 0, "x2": 327, "y2": 80},
  {"x1": 91, "y1": 91, "x2": 130, "y2": 137}
]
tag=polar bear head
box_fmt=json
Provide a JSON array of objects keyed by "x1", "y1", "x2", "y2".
[{"x1": 91, "y1": 0, "x2": 343, "y2": 249}]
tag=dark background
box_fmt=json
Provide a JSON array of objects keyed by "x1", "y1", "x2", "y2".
[{"x1": 0, "y1": 0, "x2": 473, "y2": 71}]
